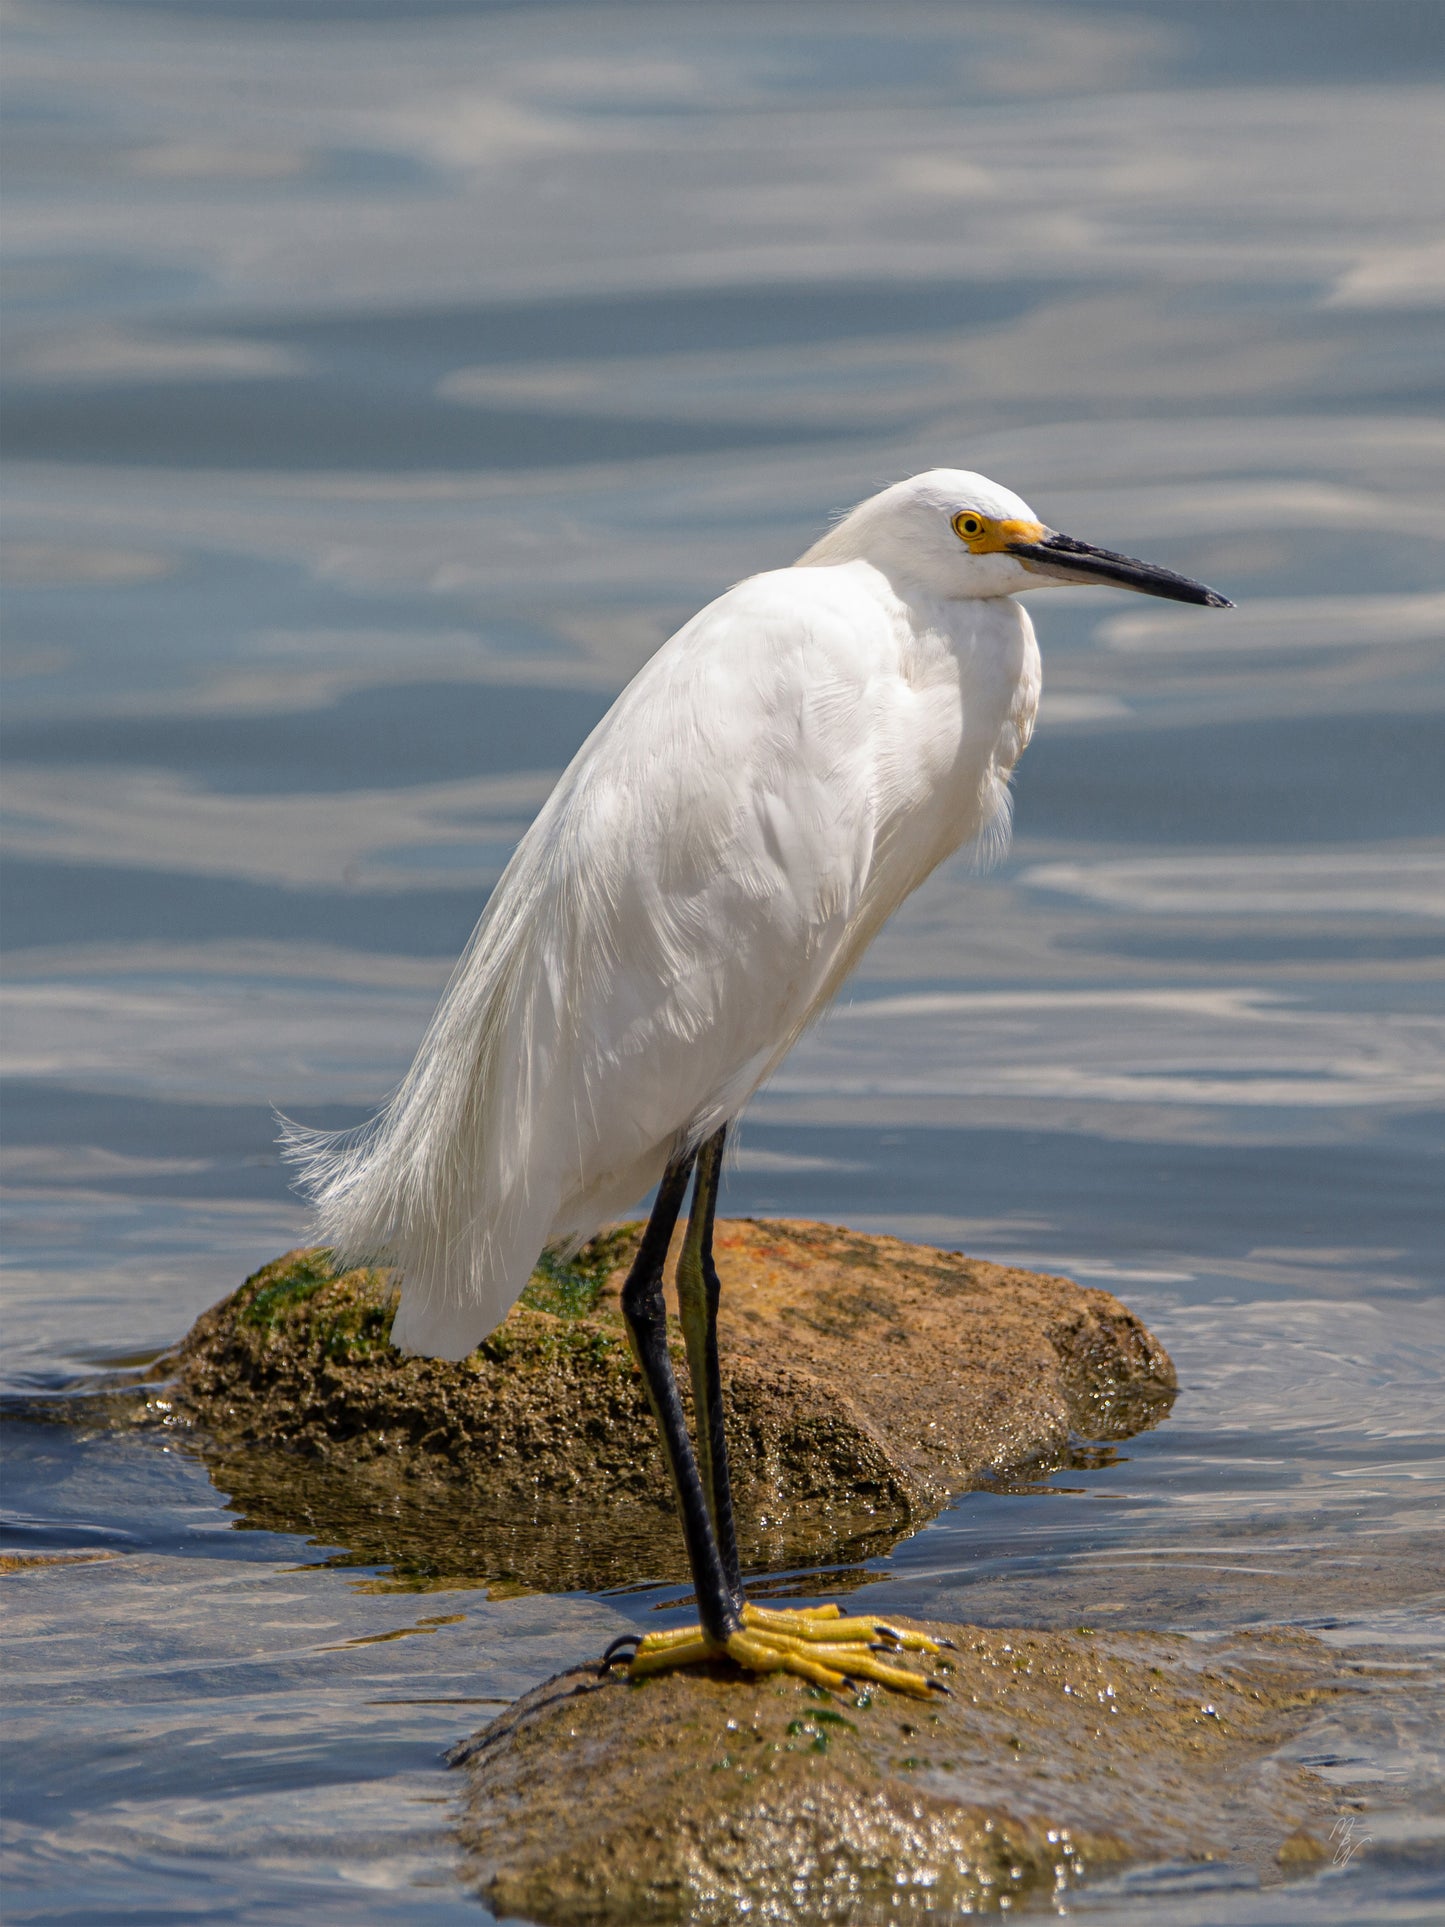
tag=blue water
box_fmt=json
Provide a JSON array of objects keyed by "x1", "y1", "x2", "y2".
[{"x1": 3, "y1": 1, "x2": 1443, "y2": 1919}]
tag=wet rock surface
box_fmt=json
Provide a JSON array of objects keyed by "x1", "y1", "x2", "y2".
[
  {"x1": 142, "y1": 1221, "x2": 1175, "y2": 1589},
  {"x1": 453, "y1": 1619, "x2": 1354, "y2": 1924}
]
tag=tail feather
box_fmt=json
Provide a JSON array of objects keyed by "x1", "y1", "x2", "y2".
[{"x1": 279, "y1": 845, "x2": 567, "y2": 1359}]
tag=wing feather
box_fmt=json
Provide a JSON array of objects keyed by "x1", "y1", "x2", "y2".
[{"x1": 282, "y1": 570, "x2": 890, "y2": 1356}]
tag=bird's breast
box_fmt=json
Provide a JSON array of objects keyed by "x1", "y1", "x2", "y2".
[{"x1": 882, "y1": 597, "x2": 1039, "y2": 864}]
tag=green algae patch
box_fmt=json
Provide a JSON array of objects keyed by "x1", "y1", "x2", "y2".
[
  {"x1": 520, "y1": 1226, "x2": 641, "y2": 1320},
  {"x1": 453, "y1": 1620, "x2": 1353, "y2": 1924},
  {"x1": 233, "y1": 1249, "x2": 396, "y2": 1362},
  {"x1": 132, "y1": 1221, "x2": 1175, "y2": 1593},
  {"x1": 238, "y1": 1248, "x2": 338, "y2": 1329}
]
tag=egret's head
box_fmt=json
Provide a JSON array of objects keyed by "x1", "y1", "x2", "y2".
[{"x1": 800, "y1": 468, "x2": 1232, "y2": 608}]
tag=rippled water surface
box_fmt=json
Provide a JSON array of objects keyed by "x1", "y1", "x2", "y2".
[{"x1": 3, "y1": 1, "x2": 1443, "y2": 1919}]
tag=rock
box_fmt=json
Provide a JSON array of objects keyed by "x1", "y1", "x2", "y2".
[
  {"x1": 145, "y1": 1220, "x2": 1175, "y2": 1590},
  {"x1": 453, "y1": 1620, "x2": 1349, "y2": 1924},
  {"x1": 1276, "y1": 1827, "x2": 1332, "y2": 1871}
]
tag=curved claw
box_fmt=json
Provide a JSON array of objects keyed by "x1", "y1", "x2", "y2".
[
  {"x1": 870, "y1": 1621, "x2": 942, "y2": 1654},
  {"x1": 598, "y1": 1632, "x2": 643, "y2": 1673}
]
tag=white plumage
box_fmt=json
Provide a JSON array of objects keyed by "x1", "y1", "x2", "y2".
[{"x1": 283, "y1": 467, "x2": 1222, "y2": 1359}]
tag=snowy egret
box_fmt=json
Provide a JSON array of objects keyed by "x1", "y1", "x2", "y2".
[{"x1": 284, "y1": 469, "x2": 1229, "y2": 1694}]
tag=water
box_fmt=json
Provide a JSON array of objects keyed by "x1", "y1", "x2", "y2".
[{"x1": 3, "y1": 0, "x2": 1443, "y2": 1918}]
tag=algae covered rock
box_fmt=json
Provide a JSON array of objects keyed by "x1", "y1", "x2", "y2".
[
  {"x1": 453, "y1": 1620, "x2": 1348, "y2": 1925},
  {"x1": 150, "y1": 1220, "x2": 1175, "y2": 1590}
]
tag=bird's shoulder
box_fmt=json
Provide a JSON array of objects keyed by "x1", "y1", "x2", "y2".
[
  {"x1": 619, "y1": 563, "x2": 907, "y2": 729},
  {"x1": 678, "y1": 560, "x2": 898, "y2": 657},
  {"x1": 545, "y1": 566, "x2": 891, "y2": 847}
]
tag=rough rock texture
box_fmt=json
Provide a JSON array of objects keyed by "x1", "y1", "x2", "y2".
[
  {"x1": 147, "y1": 1221, "x2": 1175, "y2": 1590},
  {"x1": 454, "y1": 1620, "x2": 1350, "y2": 1925}
]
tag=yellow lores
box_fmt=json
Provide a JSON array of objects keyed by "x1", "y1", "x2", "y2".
[{"x1": 952, "y1": 510, "x2": 1047, "y2": 553}]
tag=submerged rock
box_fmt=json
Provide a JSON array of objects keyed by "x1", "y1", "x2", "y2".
[
  {"x1": 146, "y1": 1220, "x2": 1175, "y2": 1589},
  {"x1": 453, "y1": 1620, "x2": 1349, "y2": 1924}
]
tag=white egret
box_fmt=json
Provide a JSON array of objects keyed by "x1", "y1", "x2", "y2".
[{"x1": 283, "y1": 469, "x2": 1229, "y2": 1695}]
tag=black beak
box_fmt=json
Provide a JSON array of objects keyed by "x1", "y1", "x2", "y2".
[{"x1": 1006, "y1": 531, "x2": 1233, "y2": 608}]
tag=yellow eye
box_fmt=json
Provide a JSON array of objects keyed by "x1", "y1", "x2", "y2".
[{"x1": 953, "y1": 512, "x2": 987, "y2": 541}]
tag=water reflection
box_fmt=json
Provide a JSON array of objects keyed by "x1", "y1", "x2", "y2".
[{"x1": 3, "y1": 0, "x2": 1443, "y2": 1920}]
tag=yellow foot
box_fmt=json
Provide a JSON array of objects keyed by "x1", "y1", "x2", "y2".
[{"x1": 620, "y1": 1603, "x2": 948, "y2": 1699}]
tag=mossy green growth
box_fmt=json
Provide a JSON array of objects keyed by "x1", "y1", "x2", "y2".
[
  {"x1": 475, "y1": 1314, "x2": 626, "y2": 1372},
  {"x1": 226, "y1": 1229, "x2": 641, "y2": 1376},
  {"x1": 239, "y1": 1249, "x2": 338, "y2": 1329},
  {"x1": 316, "y1": 1290, "x2": 396, "y2": 1364},
  {"x1": 234, "y1": 1250, "x2": 397, "y2": 1364},
  {"x1": 518, "y1": 1225, "x2": 639, "y2": 1319}
]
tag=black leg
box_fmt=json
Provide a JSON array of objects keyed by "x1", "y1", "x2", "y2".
[
  {"x1": 675, "y1": 1126, "x2": 743, "y2": 1600},
  {"x1": 620, "y1": 1147, "x2": 740, "y2": 1645}
]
